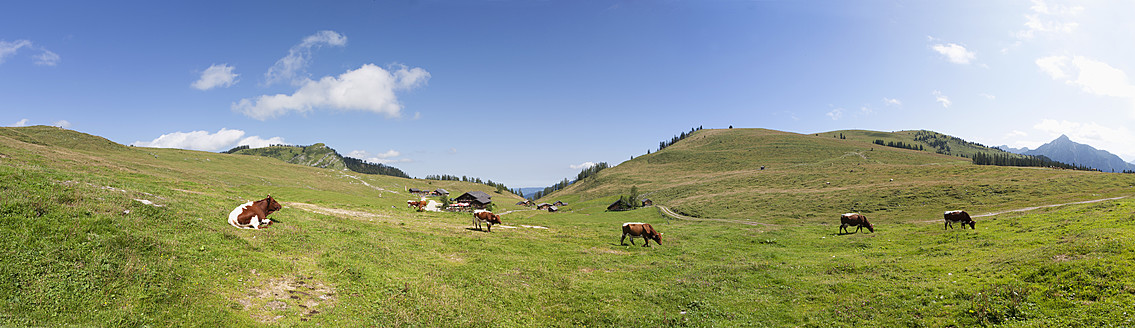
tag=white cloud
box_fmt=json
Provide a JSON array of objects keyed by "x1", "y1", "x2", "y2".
[
  {"x1": 233, "y1": 63, "x2": 431, "y2": 120},
  {"x1": 348, "y1": 149, "x2": 406, "y2": 164},
  {"x1": 12, "y1": 118, "x2": 29, "y2": 127},
  {"x1": 133, "y1": 128, "x2": 245, "y2": 151},
  {"x1": 1036, "y1": 55, "x2": 1070, "y2": 80},
  {"x1": 192, "y1": 64, "x2": 239, "y2": 90},
  {"x1": 882, "y1": 97, "x2": 902, "y2": 106},
  {"x1": 0, "y1": 40, "x2": 32, "y2": 64},
  {"x1": 53, "y1": 120, "x2": 72, "y2": 129},
  {"x1": 264, "y1": 30, "x2": 347, "y2": 86},
  {"x1": 236, "y1": 136, "x2": 285, "y2": 149},
  {"x1": 34, "y1": 50, "x2": 60, "y2": 66},
  {"x1": 932, "y1": 42, "x2": 976, "y2": 65},
  {"x1": 1006, "y1": 130, "x2": 1029, "y2": 138},
  {"x1": 1033, "y1": 119, "x2": 1135, "y2": 160},
  {"x1": 826, "y1": 107, "x2": 844, "y2": 120},
  {"x1": 0, "y1": 39, "x2": 59, "y2": 66},
  {"x1": 979, "y1": 93, "x2": 997, "y2": 100},
  {"x1": 570, "y1": 162, "x2": 597, "y2": 169},
  {"x1": 131, "y1": 128, "x2": 283, "y2": 152},
  {"x1": 932, "y1": 90, "x2": 952, "y2": 108},
  {"x1": 1015, "y1": 0, "x2": 1083, "y2": 40},
  {"x1": 1037, "y1": 56, "x2": 1135, "y2": 113}
]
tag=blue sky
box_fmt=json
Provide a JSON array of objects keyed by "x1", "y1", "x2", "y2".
[{"x1": 3, "y1": 1, "x2": 1134, "y2": 187}]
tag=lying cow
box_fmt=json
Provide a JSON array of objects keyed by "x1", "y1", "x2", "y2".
[
  {"x1": 839, "y1": 213, "x2": 874, "y2": 234},
  {"x1": 944, "y1": 210, "x2": 975, "y2": 229},
  {"x1": 621, "y1": 222, "x2": 662, "y2": 247},
  {"x1": 473, "y1": 210, "x2": 502, "y2": 232},
  {"x1": 228, "y1": 195, "x2": 282, "y2": 229}
]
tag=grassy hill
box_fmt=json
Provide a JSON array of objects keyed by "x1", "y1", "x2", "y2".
[
  {"x1": 229, "y1": 143, "x2": 410, "y2": 178},
  {"x1": 4, "y1": 125, "x2": 1135, "y2": 326},
  {"x1": 544, "y1": 128, "x2": 1134, "y2": 225}
]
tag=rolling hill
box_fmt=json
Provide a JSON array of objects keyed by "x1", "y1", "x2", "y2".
[
  {"x1": 228, "y1": 143, "x2": 411, "y2": 178},
  {"x1": 5, "y1": 125, "x2": 1135, "y2": 326},
  {"x1": 540, "y1": 128, "x2": 1135, "y2": 224}
]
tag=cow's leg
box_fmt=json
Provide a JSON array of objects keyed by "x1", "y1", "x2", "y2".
[
  {"x1": 945, "y1": 221, "x2": 950, "y2": 230},
  {"x1": 839, "y1": 224, "x2": 847, "y2": 234},
  {"x1": 620, "y1": 233, "x2": 627, "y2": 245},
  {"x1": 629, "y1": 236, "x2": 636, "y2": 245},
  {"x1": 487, "y1": 224, "x2": 492, "y2": 233}
]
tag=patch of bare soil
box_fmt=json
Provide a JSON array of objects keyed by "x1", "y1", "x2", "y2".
[
  {"x1": 236, "y1": 273, "x2": 336, "y2": 323},
  {"x1": 286, "y1": 202, "x2": 390, "y2": 220}
]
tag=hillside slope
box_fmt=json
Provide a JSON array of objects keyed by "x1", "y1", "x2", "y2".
[
  {"x1": 544, "y1": 128, "x2": 1135, "y2": 224},
  {"x1": 230, "y1": 143, "x2": 410, "y2": 178},
  {"x1": 5, "y1": 126, "x2": 1135, "y2": 327}
]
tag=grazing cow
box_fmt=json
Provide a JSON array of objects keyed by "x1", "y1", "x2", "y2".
[
  {"x1": 472, "y1": 210, "x2": 502, "y2": 232},
  {"x1": 621, "y1": 222, "x2": 662, "y2": 247},
  {"x1": 228, "y1": 195, "x2": 282, "y2": 229},
  {"x1": 944, "y1": 210, "x2": 976, "y2": 230},
  {"x1": 839, "y1": 213, "x2": 874, "y2": 234},
  {"x1": 406, "y1": 200, "x2": 428, "y2": 211}
]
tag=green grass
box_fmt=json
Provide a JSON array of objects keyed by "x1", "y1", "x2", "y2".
[{"x1": 3, "y1": 125, "x2": 1135, "y2": 326}]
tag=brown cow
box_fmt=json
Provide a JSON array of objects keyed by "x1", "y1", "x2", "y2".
[
  {"x1": 228, "y1": 195, "x2": 282, "y2": 229},
  {"x1": 406, "y1": 200, "x2": 428, "y2": 211},
  {"x1": 839, "y1": 213, "x2": 874, "y2": 234},
  {"x1": 944, "y1": 210, "x2": 975, "y2": 229},
  {"x1": 621, "y1": 222, "x2": 662, "y2": 247},
  {"x1": 473, "y1": 210, "x2": 502, "y2": 232}
]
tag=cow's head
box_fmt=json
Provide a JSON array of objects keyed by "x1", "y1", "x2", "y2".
[
  {"x1": 652, "y1": 232, "x2": 663, "y2": 245},
  {"x1": 264, "y1": 195, "x2": 282, "y2": 214},
  {"x1": 967, "y1": 221, "x2": 976, "y2": 229}
]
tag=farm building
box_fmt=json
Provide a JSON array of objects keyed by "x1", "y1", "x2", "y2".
[
  {"x1": 641, "y1": 199, "x2": 653, "y2": 206},
  {"x1": 408, "y1": 188, "x2": 426, "y2": 195},
  {"x1": 537, "y1": 203, "x2": 553, "y2": 210},
  {"x1": 607, "y1": 199, "x2": 632, "y2": 211},
  {"x1": 454, "y1": 191, "x2": 493, "y2": 209},
  {"x1": 553, "y1": 201, "x2": 567, "y2": 206},
  {"x1": 434, "y1": 188, "x2": 449, "y2": 196},
  {"x1": 547, "y1": 206, "x2": 558, "y2": 212}
]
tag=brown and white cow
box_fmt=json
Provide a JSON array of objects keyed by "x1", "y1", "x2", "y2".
[
  {"x1": 473, "y1": 210, "x2": 502, "y2": 232},
  {"x1": 228, "y1": 195, "x2": 282, "y2": 229},
  {"x1": 621, "y1": 222, "x2": 662, "y2": 247},
  {"x1": 944, "y1": 210, "x2": 975, "y2": 229},
  {"x1": 839, "y1": 213, "x2": 874, "y2": 234}
]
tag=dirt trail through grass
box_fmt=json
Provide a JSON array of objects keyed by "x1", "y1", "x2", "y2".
[
  {"x1": 912, "y1": 195, "x2": 1131, "y2": 223},
  {"x1": 657, "y1": 205, "x2": 776, "y2": 226}
]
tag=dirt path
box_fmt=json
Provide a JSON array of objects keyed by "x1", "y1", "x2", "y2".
[
  {"x1": 914, "y1": 195, "x2": 1131, "y2": 223},
  {"x1": 657, "y1": 205, "x2": 776, "y2": 227}
]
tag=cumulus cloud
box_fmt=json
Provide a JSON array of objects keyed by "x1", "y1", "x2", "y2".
[
  {"x1": 192, "y1": 64, "x2": 239, "y2": 90},
  {"x1": 826, "y1": 107, "x2": 844, "y2": 120},
  {"x1": 347, "y1": 149, "x2": 406, "y2": 164},
  {"x1": 12, "y1": 118, "x2": 29, "y2": 127},
  {"x1": 53, "y1": 120, "x2": 72, "y2": 129},
  {"x1": 932, "y1": 90, "x2": 952, "y2": 108},
  {"x1": 233, "y1": 63, "x2": 431, "y2": 120},
  {"x1": 236, "y1": 136, "x2": 285, "y2": 149},
  {"x1": 264, "y1": 30, "x2": 347, "y2": 86},
  {"x1": 1037, "y1": 56, "x2": 1135, "y2": 113},
  {"x1": 1033, "y1": 119, "x2": 1135, "y2": 160},
  {"x1": 932, "y1": 42, "x2": 976, "y2": 65},
  {"x1": 1015, "y1": 0, "x2": 1082, "y2": 40},
  {"x1": 0, "y1": 39, "x2": 59, "y2": 66},
  {"x1": 882, "y1": 97, "x2": 902, "y2": 107},
  {"x1": 569, "y1": 162, "x2": 597, "y2": 169},
  {"x1": 132, "y1": 128, "x2": 283, "y2": 152}
]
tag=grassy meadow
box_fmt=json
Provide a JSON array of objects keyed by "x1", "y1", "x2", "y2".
[{"x1": 3, "y1": 126, "x2": 1135, "y2": 327}]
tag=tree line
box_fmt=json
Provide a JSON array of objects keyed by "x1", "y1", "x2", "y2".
[
  {"x1": 423, "y1": 174, "x2": 518, "y2": 196},
  {"x1": 873, "y1": 139, "x2": 924, "y2": 151},
  {"x1": 529, "y1": 162, "x2": 610, "y2": 200},
  {"x1": 657, "y1": 126, "x2": 704, "y2": 152},
  {"x1": 970, "y1": 152, "x2": 1096, "y2": 171},
  {"x1": 342, "y1": 156, "x2": 409, "y2": 178}
]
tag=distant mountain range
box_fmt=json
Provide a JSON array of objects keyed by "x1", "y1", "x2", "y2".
[
  {"x1": 998, "y1": 135, "x2": 1135, "y2": 173},
  {"x1": 516, "y1": 187, "x2": 545, "y2": 198}
]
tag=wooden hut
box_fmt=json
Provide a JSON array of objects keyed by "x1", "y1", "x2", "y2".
[{"x1": 454, "y1": 191, "x2": 492, "y2": 209}]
